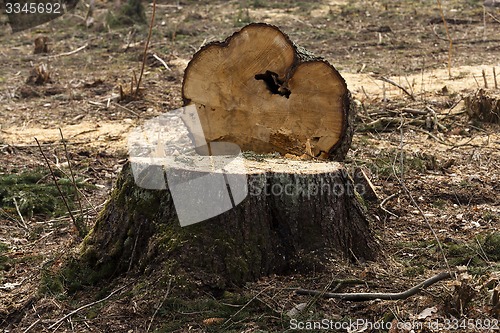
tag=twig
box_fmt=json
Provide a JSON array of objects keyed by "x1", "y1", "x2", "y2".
[
  {"x1": 111, "y1": 101, "x2": 139, "y2": 117},
  {"x1": 223, "y1": 287, "x2": 269, "y2": 328},
  {"x1": 424, "y1": 106, "x2": 447, "y2": 131},
  {"x1": 48, "y1": 285, "x2": 127, "y2": 329},
  {"x1": 394, "y1": 118, "x2": 450, "y2": 271},
  {"x1": 48, "y1": 43, "x2": 88, "y2": 58},
  {"x1": 378, "y1": 76, "x2": 416, "y2": 101},
  {"x1": 23, "y1": 318, "x2": 40, "y2": 333},
  {"x1": 482, "y1": 69, "x2": 488, "y2": 88},
  {"x1": 296, "y1": 272, "x2": 452, "y2": 301},
  {"x1": 30, "y1": 230, "x2": 55, "y2": 245},
  {"x1": 136, "y1": 0, "x2": 157, "y2": 97},
  {"x1": 12, "y1": 197, "x2": 28, "y2": 230},
  {"x1": 35, "y1": 138, "x2": 78, "y2": 232},
  {"x1": 407, "y1": 125, "x2": 447, "y2": 144},
  {"x1": 59, "y1": 129, "x2": 86, "y2": 236},
  {"x1": 436, "y1": 0, "x2": 453, "y2": 77},
  {"x1": 146, "y1": 279, "x2": 172, "y2": 332},
  {"x1": 401, "y1": 108, "x2": 428, "y2": 116},
  {"x1": 487, "y1": 12, "x2": 500, "y2": 24},
  {"x1": 379, "y1": 193, "x2": 399, "y2": 218},
  {"x1": 494, "y1": 67, "x2": 498, "y2": 89},
  {"x1": 128, "y1": 221, "x2": 142, "y2": 272},
  {"x1": 151, "y1": 53, "x2": 171, "y2": 71},
  {"x1": 49, "y1": 164, "x2": 98, "y2": 215},
  {"x1": 0, "y1": 141, "x2": 90, "y2": 149}
]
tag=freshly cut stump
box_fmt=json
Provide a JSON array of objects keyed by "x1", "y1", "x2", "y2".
[
  {"x1": 182, "y1": 23, "x2": 353, "y2": 160},
  {"x1": 77, "y1": 24, "x2": 375, "y2": 291}
]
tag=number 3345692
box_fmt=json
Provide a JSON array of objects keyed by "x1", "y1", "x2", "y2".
[{"x1": 5, "y1": 2, "x2": 61, "y2": 14}]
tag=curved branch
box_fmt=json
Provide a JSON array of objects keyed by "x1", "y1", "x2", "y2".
[{"x1": 295, "y1": 272, "x2": 452, "y2": 301}]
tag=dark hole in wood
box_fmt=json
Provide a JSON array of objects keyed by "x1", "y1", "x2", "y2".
[{"x1": 255, "y1": 70, "x2": 291, "y2": 98}]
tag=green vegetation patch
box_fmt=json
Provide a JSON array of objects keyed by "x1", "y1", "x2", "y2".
[
  {"x1": 360, "y1": 148, "x2": 428, "y2": 179},
  {"x1": 106, "y1": 0, "x2": 146, "y2": 28},
  {"x1": 0, "y1": 242, "x2": 10, "y2": 273},
  {"x1": 0, "y1": 168, "x2": 85, "y2": 220},
  {"x1": 483, "y1": 232, "x2": 500, "y2": 261},
  {"x1": 444, "y1": 232, "x2": 500, "y2": 269},
  {"x1": 156, "y1": 293, "x2": 277, "y2": 332}
]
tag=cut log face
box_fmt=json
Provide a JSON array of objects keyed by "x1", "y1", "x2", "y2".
[{"x1": 182, "y1": 23, "x2": 351, "y2": 160}]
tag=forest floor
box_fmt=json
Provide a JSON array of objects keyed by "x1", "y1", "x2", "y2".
[{"x1": 0, "y1": 0, "x2": 499, "y2": 332}]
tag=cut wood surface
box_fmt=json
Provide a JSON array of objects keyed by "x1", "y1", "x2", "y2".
[
  {"x1": 80, "y1": 24, "x2": 371, "y2": 291},
  {"x1": 182, "y1": 23, "x2": 353, "y2": 160}
]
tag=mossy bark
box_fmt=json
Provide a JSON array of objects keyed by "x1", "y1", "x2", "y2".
[{"x1": 80, "y1": 160, "x2": 378, "y2": 290}]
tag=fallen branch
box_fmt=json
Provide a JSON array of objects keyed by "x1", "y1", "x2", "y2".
[
  {"x1": 48, "y1": 43, "x2": 88, "y2": 58},
  {"x1": 296, "y1": 272, "x2": 452, "y2": 301},
  {"x1": 358, "y1": 117, "x2": 426, "y2": 132}
]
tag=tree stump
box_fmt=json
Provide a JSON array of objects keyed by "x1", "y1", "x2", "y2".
[
  {"x1": 465, "y1": 89, "x2": 500, "y2": 124},
  {"x1": 79, "y1": 23, "x2": 377, "y2": 291}
]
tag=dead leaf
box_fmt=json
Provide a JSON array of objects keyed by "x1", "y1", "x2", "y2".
[
  {"x1": 286, "y1": 302, "x2": 307, "y2": 318},
  {"x1": 417, "y1": 306, "x2": 437, "y2": 319}
]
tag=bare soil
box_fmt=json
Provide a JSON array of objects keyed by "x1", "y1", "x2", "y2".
[{"x1": 0, "y1": 0, "x2": 499, "y2": 332}]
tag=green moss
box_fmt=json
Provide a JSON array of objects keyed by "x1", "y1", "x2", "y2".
[
  {"x1": 0, "y1": 169, "x2": 87, "y2": 220},
  {"x1": 61, "y1": 259, "x2": 118, "y2": 293},
  {"x1": 0, "y1": 242, "x2": 10, "y2": 273},
  {"x1": 156, "y1": 294, "x2": 262, "y2": 332},
  {"x1": 39, "y1": 270, "x2": 65, "y2": 297},
  {"x1": 483, "y1": 232, "x2": 500, "y2": 261},
  {"x1": 361, "y1": 149, "x2": 429, "y2": 179},
  {"x1": 432, "y1": 199, "x2": 446, "y2": 209},
  {"x1": 404, "y1": 265, "x2": 425, "y2": 277},
  {"x1": 354, "y1": 189, "x2": 368, "y2": 211},
  {"x1": 482, "y1": 211, "x2": 499, "y2": 224},
  {"x1": 110, "y1": 239, "x2": 124, "y2": 258},
  {"x1": 445, "y1": 241, "x2": 484, "y2": 267},
  {"x1": 225, "y1": 256, "x2": 249, "y2": 284},
  {"x1": 38, "y1": 256, "x2": 119, "y2": 296}
]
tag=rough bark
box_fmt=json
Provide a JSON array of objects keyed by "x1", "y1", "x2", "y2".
[
  {"x1": 80, "y1": 160, "x2": 378, "y2": 290},
  {"x1": 77, "y1": 24, "x2": 375, "y2": 291}
]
